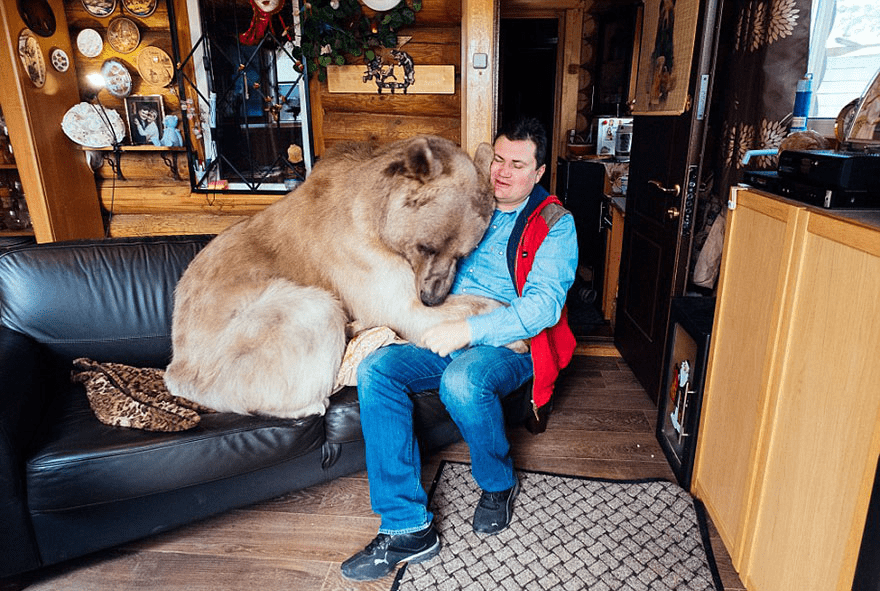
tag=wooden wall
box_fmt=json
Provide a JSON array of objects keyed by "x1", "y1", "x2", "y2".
[{"x1": 311, "y1": 0, "x2": 463, "y2": 156}]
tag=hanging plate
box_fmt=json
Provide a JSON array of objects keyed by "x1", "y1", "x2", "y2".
[
  {"x1": 81, "y1": 0, "x2": 116, "y2": 18},
  {"x1": 62, "y1": 102, "x2": 126, "y2": 147},
  {"x1": 101, "y1": 58, "x2": 132, "y2": 97},
  {"x1": 18, "y1": 29, "x2": 46, "y2": 88},
  {"x1": 122, "y1": 0, "x2": 157, "y2": 17},
  {"x1": 18, "y1": 0, "x2": 56, "y2": 37},
  {"x1": 76, "y1": 28, "x2": 103, "y2": 57},
  {"x1": 137, "y1": 45, "x2": 174, "y2": 87},
  {"x1": 107, "y1": 16, "x2": 140, "y2": 53},
  {"x1": 50, "y1": 47, "x2": 69, "y2": 72}
]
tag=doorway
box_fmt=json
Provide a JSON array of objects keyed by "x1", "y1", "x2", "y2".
[{"x1": 498, "y1": 18, "x2": 557, "y2": 192}]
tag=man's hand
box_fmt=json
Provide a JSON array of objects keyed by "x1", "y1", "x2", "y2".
[{"x1": 422, "y1": 320, "x2": 472, "y2": 357}]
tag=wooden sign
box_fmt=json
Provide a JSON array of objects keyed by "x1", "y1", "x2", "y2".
[{"x1": 327, "y1": 65, "x2": 455, "y2": 94}]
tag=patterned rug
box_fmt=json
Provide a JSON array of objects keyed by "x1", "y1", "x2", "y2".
[{"x1": 393, "y1": 461, "x2": 723, "y2": 591}]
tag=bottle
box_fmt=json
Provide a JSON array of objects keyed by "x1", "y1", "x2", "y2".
[{"x1": 790, "y1": 74, "x2": 813, "y2": 133}]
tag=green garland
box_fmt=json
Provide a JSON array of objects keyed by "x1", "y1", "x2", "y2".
[{"x1": 293, "y1": 0, "x2": 421, "y2": 82}]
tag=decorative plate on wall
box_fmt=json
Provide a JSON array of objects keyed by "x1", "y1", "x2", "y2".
[
  {"x1": 136, "y1": 45, "x2": 173, "y2": 87},
  {"x1": 101, "y1": 58, "x2": 132, "y2": 97},
  {"x1": 122, "y1": 0, "x2": 157, "y2": 17},
  {"x1": 107, "y1": 16, "x2": 140, "y2": 53},
  {"x1": 62, "y1": 102, "x2": 126, "y2": 147},
  {"x1": 76, "y1": 28, "x2": 103, "y2": 57},
  {"x1": 18, "y1": 29, "x2": 46, "y2": 88},
  {"x1": 50, "y1": 47, "x2": 69, "y2": 72},
  {"x1": 17, "y1": 0, "x2": 56, "y2": 37},
  {"x1": 81, "y1": 0, "x2": 116, "y2": 18}
]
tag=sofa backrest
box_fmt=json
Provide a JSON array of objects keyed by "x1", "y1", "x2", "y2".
[{"x1": 0, "y1": 235, "x2": 213, "y2": 367}]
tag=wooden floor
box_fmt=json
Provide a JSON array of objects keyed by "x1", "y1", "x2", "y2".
[{"x1": 3, "y1": 347, "x2": 745, "y2": 591}]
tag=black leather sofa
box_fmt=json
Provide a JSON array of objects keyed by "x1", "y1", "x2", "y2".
[{"x1": 0, "y1": 235, "x2": 533, "y2": 578}]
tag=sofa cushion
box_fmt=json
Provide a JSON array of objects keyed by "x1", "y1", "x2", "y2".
[
  {"x1": 26, "y1": 382, "x2": 325, "y2": 513},
  {"x1": 0, "y1": 235, "x2": 212, "y2": 367}
]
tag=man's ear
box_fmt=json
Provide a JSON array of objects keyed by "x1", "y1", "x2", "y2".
[{"x1": 473, "y1": 142, "x2": 494, "y2": 177}]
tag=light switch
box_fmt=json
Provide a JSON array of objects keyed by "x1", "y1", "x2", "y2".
[{"x1": 473, "y1": 53, "x2": 488, "y2": 69}]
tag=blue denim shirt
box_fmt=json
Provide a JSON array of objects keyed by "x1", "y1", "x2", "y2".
[{"x1": 451, "y1": 198, "x2": 578, "y2": 348}]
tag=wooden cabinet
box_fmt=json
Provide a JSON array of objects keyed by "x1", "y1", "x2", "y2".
[{"x1": 693, "y1": 187, "x2": 880, "y2": 591}]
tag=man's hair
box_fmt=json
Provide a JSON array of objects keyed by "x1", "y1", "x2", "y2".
[{"x1": 494, "y1": 117, "x2": 548, "y2": 167}]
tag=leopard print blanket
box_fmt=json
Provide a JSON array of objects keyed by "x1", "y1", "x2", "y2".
[{"x1": 71, "y1": 358, "x2": 214, "y2": 432}]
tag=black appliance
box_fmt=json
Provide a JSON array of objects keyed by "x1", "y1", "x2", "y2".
[
  {"x1": 556, "y1": 158, "x2": 607, "y2": 294},
  {"x1": 743, "y1": 150, "x2": 880, "y2": 209},
  {"x1": 656, "y1": 296, "x2": 715, "y2": 489}
]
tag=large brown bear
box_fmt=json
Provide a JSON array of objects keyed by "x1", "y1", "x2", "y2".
[{"x1": 164, "y1": 136, "x2": 503, "y2": 418}]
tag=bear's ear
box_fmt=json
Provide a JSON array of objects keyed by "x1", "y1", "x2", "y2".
[
  {"x1": 384, "y1": 137, "x2": 444, "y2": 182},
  {"x1": 473, "y1": 142, "x2": 493, "y2": 178}
]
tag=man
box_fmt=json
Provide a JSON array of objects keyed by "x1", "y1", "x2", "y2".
[{"x1": 341, "y1": 118, "x2": 578, "y2": 582}]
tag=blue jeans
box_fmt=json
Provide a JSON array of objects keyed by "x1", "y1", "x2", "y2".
[{"x1": 357, "y1": 343, "x2": 532, "y2": 535}]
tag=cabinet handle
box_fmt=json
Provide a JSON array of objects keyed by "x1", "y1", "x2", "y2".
[{"x1": 649, "y1": 180, "x2": 681, "y2": 197}]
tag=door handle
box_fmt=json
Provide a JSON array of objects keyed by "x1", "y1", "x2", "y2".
[
  {"x1": 667, "y1": 206, "x2": 681, "y2": 220},
  {"x1": 648, "y1": 180, "x2": 681, "y2": 197}
]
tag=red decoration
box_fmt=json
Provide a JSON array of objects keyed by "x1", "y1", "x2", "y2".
[{"x1": 240, "y1": 0, "x2": 289, "y2": 46}]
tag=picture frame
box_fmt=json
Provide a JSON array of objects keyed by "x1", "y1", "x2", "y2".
[
  {"x1": 846, "y1": 66, "x2": 880, "y2": 146},
  {"x1": 124, "y1": 95, "x2": 165, "y2": 146},
  {"x1": 631, "y1": 0, "x2": 700, "y2": 116}
]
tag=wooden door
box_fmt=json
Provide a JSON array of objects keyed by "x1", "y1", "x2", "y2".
[{"x1": 613, "y1": 0, "x2": 723, "y2": 402}]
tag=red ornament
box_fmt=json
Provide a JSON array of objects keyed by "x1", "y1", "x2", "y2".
[{"x1": 240, "y1": 0, "x2": 289, "y2": 46}]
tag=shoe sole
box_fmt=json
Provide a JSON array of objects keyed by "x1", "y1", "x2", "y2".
[
  {"x1": 474, "y1": 479, "x2": 520, "y2": 535},
  {"x1": 340, "y1": 538, "x2": 441, "y2": 582}
]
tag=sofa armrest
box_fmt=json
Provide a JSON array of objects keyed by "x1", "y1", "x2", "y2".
[{"x1": 0, "y1": 327, "x2": 50, "y2": 577}]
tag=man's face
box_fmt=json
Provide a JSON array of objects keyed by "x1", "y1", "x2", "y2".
[{"x1": 490, "y1": 136, "x2": 545, "y2": 211}]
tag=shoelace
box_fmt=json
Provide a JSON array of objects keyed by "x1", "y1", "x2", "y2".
[
  {"x1": 478, "y1": 490, "x2": 509, "y2": 510},
  {"x1": 362, "y1": 534, "x2": 391, "y2": 554}
]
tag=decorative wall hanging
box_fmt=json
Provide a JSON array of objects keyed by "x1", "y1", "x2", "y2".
[
  {"x1": 327, "y1": 50, "x2": 453, "y2": 94},
  {"x1": 61, "y1": 102, "x2": 126, "y2": 147},
  {"x1": 632, "y1": 0, "x2": 699, "y2": 115},
  {"x1": 124, "y1": 94, "x2": 165, "y2": 146},
  {"x1": 82, "y1": 0, "x2": 116, "y2": 18},
  {"x1": 101, "y1": 58, "x2": 133, "y2": 97},
  {"x1": 17, "y1": 0, "x2": 56, "y2": 37},
  {"x1": 293, "y1": 0, "x2": 420, "y2": 82},
  {"x1": 240, "y1": 0, "x2": 289, "y2": 46},
  {"x1": 76, "y1": 28, "x2": 103, "y2": 57},
  {"x1": 122, "y1": 0, "x2": 157, "y2": 17},
  {"x1": 136, "y1": 45, "x2": 173, "y2": 86},
  {"x1": 18, "y1": 29, "x2": 46, "y2": 88},
  {"x1": 107, "y1": 16, "x2": 140, "y2": 53},
  {"x1": 50, "y1": 47, "x2": 69, "y2": 72}
]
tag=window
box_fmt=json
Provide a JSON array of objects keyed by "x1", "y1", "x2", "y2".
[
  {"x1": 808, "y1": 0, "x2": 880, "y2": 120},
  {"x1": 179, "y1": 0, "x2": 313, "y2": 192}
]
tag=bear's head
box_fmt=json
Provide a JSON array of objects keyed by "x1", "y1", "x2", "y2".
[{"x1": 378, "y1": 136, "x2": 495, "y2": 306}]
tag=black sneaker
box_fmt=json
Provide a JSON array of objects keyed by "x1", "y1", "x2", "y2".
[
  {"x1": 473, "y1": 478, "x2": 519, "y2": 535},
  {"x1": 340, "y1": 524, "x2": 441, "y2": 581}
]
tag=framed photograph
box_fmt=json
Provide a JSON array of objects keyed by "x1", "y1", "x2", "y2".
[{"x1": 124, "y1": 95, "x2": 165, "y2": 146}]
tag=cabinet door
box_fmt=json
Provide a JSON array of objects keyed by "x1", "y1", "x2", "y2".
[
  {"x1": 745, "y1": 212, "x2": 880, "y2": 591},
  {"x1": 692, "y1": 189, "x2": 807, "y2": 567}
]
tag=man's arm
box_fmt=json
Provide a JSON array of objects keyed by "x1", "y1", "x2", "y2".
[{"x1": 423, "y1": 214, "x2": 577, "y2": 355}]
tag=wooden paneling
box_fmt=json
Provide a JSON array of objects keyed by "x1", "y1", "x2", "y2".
[
  {"x1": 311, "y1": 4, "x2": 463, "y2": 156},
  {"x1": 694, "y1": 188, "x2": 880, "y2": 591},
  {"x1": 0, "y1": 0, "x2": 104, "y2": 242}
]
